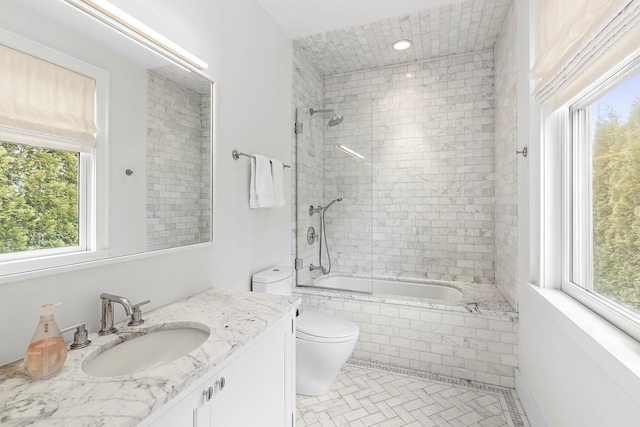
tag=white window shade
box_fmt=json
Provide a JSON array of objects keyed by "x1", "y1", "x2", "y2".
[
  {"x1": 530, "y1": 0, "x2": 640, "y2": 109},
  {"x1": 0, "y1": 44, "x2": 97, "y2": 151}
]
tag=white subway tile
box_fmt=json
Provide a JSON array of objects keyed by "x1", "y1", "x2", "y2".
[
  {"x1": 487, "y1": 341, "x2": 513, "y2": 355},
  {"x1": 500, "y1": 331, "x2": 518, "y2": 344},
  {"x1": 476, "y1": 372, "x2": 500, "y2": 386},
  {"x1": 419, "y1": 351, "x2": 442, "y2": 364},
  {"x1": 500, "y1": 354, "x2": 518, "y2": 367},
  {"x1": 430, "y1": 343, "x2": 454, "y2": 356}
]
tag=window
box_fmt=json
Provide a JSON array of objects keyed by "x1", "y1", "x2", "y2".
[
  {"x1": 0, "y1": 34, "x2": 107, "y2": 275},
  {"x1": 566, "y1": 61, "x2": 640, "y2": 340},
  {"x1": 0, "y1": 141, "x2": 82, "y2": 257}
]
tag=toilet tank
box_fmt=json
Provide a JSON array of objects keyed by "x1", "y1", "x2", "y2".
[{"x1": 251, "y1": 265, "x2": 293, "y2": 296}]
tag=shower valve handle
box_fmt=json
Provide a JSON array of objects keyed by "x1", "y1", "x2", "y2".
[{"x1": 307, "y1": 227, "x2": 318, "y2": 245}]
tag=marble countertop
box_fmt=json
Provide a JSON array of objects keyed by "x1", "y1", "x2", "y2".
[{"x1": 0, "y1": 288, "x2": 300, "y2": 426}]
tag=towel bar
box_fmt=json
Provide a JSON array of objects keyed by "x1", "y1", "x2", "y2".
[{"x1": 232, "y1": 150, "x2": 291, "y2": 168}]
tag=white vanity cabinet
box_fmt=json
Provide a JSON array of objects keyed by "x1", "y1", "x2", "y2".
[
  {"x1": 148, "y1": 375, "x2": 212, "y2": 426},
  {"x1": 145, "y1": 314, "x2": 296, "y2": 427}
]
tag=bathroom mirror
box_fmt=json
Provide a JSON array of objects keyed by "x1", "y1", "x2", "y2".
[{"x1": 0, "y1": 0, "x2": 213, "y2": 275}]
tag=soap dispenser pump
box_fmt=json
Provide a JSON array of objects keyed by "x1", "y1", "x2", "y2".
[{"x1": 24, "y1": 304, "x2": 67, "y2": 380}]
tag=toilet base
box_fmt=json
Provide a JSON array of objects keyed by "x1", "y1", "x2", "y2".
[{"x1": 295, "y1": 336, "x2": 358, "y2": 396}]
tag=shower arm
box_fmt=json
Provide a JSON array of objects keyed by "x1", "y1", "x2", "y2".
[
  {"x1": 309, "y1": 108, "x2": 344, "y2": 127},
  {"x1": 309, "y1": 108, "x2": 334, "y2": 115}
]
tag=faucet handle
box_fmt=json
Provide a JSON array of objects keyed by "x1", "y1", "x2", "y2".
[
  {"x1": 61, "y1": 322, "x2": 91, "y2": 350},
  {"x1": 128, "y1": 300, "x2": 150, "y2": 326}
]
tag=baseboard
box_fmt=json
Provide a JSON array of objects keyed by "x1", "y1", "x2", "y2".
[{"x1": 515, "y1": 368, "x2": 547, "y2": 427}]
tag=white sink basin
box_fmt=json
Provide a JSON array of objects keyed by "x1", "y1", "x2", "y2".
[{"x1": 82, "y1": 324, "x2": 210, "y2": 377}]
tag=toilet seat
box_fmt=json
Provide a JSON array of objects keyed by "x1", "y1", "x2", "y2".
[{"x1": 296, "y1": 311, "x2": 359, "y2": 343}]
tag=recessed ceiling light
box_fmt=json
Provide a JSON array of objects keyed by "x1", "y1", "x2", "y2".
[{"x1": 392, "y1": 39, "x2": 413, "y2": 51}]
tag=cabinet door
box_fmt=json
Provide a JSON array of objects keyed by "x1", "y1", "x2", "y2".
[
  {"x1": 150, "y1": 379, "x2": 212, "y2": 427},
  {"x1": 211, "y1": 318, "x2": 293, "y2": 427}
]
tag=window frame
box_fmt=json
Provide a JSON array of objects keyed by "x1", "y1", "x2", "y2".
[
  {"x1": 0, "y1": 144, "x2": 87, "y2": 262},
  {"x1": 561, "y1": 54, "x2": 640, "y2": 343},
  {"x1": 0, "y1": 29, "x2": 109, "y2": 277}
]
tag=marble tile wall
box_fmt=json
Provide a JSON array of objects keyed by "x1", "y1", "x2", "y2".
[
  {"x1": 298, "y1": 291, "x2": 518, "y2": 388},
  {"x1": 323, "y1": 52, "x2": 496, "y2": 283},
  {"x1": 493, "y1": 1, "x2": 518, "y2": 309},
  {"x1": 295, "y1": 0, "x2": 511, "y2": 76},
  {"x1": 291, "y1": 44, "x2": 325, "y2": 284},
  {"x1": 199, "y1": 92, "x2": 212, "y2": 241},
  {"x1": 146, "y1": 71, "x2": 211, "y2": 250}
]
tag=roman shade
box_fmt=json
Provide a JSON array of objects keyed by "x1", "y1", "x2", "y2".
[
  {"x1": 0, "y1": 44, "x2": 97, "y2": 152},
  {"x1": 530, "y1": 0, "x2": 640, "y2": 109}
]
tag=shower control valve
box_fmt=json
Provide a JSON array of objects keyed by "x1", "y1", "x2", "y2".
[{"x1": 307, "y1": 227, "x2": 318, "y2": 245}]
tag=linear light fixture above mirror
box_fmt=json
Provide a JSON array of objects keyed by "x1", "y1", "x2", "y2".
[
  {"x1": 62, "y1": 0, "x2": 208, "y2": 71},
  {"x1": 336, "y1": 144, "x2": 364, "y2": 160}
]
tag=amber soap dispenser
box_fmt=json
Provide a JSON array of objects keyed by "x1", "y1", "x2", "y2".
[{"x1": 24, "y1": 304, "x2": 67, "y2": 380}]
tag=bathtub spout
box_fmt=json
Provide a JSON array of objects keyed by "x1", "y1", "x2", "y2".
[{"x1": 309, "y1": 264, "x2": 329, "y2": 274}]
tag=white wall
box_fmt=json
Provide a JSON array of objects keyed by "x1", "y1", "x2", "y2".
[
  {"x1": 0, "y1": 0, "x2": 292, "y2": 366},
  {"x1": 519, "y1": 285, "x2": 640, "y2": 427},
  {"x1": 108, "y1": 0, "x2": 293, "y2": 284},
  {"x1": 515, "y1": 0, "x2": 640, "y2": 425}
]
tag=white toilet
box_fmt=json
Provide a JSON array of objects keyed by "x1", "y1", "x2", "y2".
[{"x1": 252, "y1": 265, "x2": 359, "y2": 396}]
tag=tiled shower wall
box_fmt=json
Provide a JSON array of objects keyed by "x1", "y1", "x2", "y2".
[
  {"x1": 291, "y1": 44, "x2": 325, "y2": 284},
  {"x1": 322, "y1": 52, "x2": 496, "y2": 283},
  {"x1": 146, "y1": 72, "x2": 211, "y2": 251},
  {"x1": 493, "y1": 1, "x2": 518, "y2": 309}
]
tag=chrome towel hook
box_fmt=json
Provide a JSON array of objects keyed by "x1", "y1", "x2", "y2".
[{"x1": 516, "y1": 147, "x2": 528, "y2": 157}]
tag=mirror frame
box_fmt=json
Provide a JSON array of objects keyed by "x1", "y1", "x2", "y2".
[{"x1": 0, "y1": 0, "x2": 215, "y2": 281}]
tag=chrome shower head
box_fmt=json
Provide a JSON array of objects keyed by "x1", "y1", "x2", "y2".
[
  {"x1": 328, "y1": 112, "x2": 344, "y2": 126},
  {"x1": 309, "y1": 108, "x2": 344, "y2": 126}
]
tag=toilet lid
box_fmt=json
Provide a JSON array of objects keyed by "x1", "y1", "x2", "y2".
[{"x1": 296, "y1": 311, "x2": 359, "y2": 343}]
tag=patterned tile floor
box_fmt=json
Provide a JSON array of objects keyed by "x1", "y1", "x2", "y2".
[{"x1": 296, "y1": 360, "x2": 530, "y2": 427}]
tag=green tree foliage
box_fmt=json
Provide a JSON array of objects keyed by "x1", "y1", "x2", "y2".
[
  {"x1": 0, "y1": 141, "x2": 79, "y2": 254},
  {"x1": 592, "y1": 101, "x2": 640, "y2": 312}
]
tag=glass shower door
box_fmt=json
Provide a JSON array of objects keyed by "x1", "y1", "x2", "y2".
[
  {"x1": 295, "y1": 106, "x2": 323, "y2": 287},
  {"x1": 295, "y1": 103, "x2": 374, "y2": 293}
]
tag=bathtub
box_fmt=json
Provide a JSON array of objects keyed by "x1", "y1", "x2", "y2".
[
  {"x1": 294, "y1": 274, "x2": 518, "y2": 387},
  {"x1": 310, "y1": 274, "x2": 464, "y2": 304}
]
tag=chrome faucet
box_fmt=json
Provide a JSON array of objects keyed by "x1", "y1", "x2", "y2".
[
  {"x1": 309, "y1": 263, "x2": 329, "y2": 274},
  {"x1": 99, "y1": 293, "x2": 149, "y2": 335}
]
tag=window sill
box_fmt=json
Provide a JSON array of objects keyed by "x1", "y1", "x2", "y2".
[
  {"x1": 0, "y1": 250, "x2": 111, "y2": 281},
  {"x1": 0, "y1": 242, "x2": 213, "y2": 286},
  {"x1": 524, "y1": 284, "x2": 640, "y2": 402}
]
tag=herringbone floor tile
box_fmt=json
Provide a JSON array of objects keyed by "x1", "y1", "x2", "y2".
[{"x1": 296, "y1": 362, "x2": 530, "y2": 427}]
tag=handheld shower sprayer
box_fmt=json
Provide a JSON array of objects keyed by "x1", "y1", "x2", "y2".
[
  {"x1": 309, "y1": 198, "x2": 343, "y2": 275},
  {"x1": 324, "y1": 197, "x2": 343, "y2": 211},
  {"x1": 309, "y1": 197, "x2": 342, "y2": 216}
]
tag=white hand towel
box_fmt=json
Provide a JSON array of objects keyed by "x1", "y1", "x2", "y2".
[
  {"x1": 271, "y1": 158, "x2": 286, "y2": 207},
  {"x1": 250, "y1": 154, "x2": 275, "y2": 208}
]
